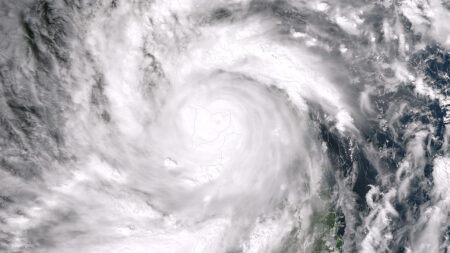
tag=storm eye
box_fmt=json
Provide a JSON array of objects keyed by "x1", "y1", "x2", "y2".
[{"x1": 147, "y1": 76, "x2": 308, "y2": 197}]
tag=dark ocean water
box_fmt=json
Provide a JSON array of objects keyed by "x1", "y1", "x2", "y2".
[{"x1": 0, "y1": 0, "x2": 449, "y2": 252}]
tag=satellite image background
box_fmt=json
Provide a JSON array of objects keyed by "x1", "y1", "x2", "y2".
[{"x1": 0, "y1": 0, "x2": 449, "y2": 252}]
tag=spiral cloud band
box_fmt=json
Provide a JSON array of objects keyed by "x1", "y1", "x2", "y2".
[{"x1": 0, "y1": 0, "x2": 449, "y2": 252}]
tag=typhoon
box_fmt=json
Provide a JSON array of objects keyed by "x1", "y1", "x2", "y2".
[{"x1": 0, "y1": 0, "x2": 449, "y2": 252}]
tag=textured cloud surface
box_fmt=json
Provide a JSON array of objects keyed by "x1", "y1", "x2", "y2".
[{"x1": 0, "y1": 0, "x2": 449, "y2": 252}]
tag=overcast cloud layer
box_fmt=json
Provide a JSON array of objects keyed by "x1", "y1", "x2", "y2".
[{"x1": 0, "y1": 0, "x2": 449, "y2": 252}]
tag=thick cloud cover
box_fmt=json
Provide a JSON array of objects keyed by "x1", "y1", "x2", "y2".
[{"x1": 0, "y1": 0, "x2": 448, "y2": 252}]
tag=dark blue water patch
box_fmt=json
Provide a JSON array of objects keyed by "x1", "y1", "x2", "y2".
[
  {"x1": 351, "y1": 148, "x2": 378, "y2": 211},
  {"x1": 378, "y1": 156, "x2": 398, "y2": 174},
  {"x1": 369, "y1": 84, "x2": 445, "y2": 154},
  {"x1": 423, "y1": 163, "x2": 433, "y2": 179},
  {"x1": 394, "y1": 245, "x2": 408, "y2": 253},
  {"x1": 317, "y1": 121, "x2": 378, "y2": 211},
  {"x1": 373, "y1": 130, "x2": 395, "y2": 148},
  {"x1": 409, "y1": 44, "x2": 450, "y2": 94},
  {"x1": 336, "y1": 209, "x2": 346, "y2": 238},
  {"x1": 429, "y1": 101, "x2": 446, "y2": 119},
  {"x1": 394, "y1": 99, "x2": 445, "y2": 145},
  {"x1": 419, "y1": 115, "x2": 430, "y2": 124},
  {"x1": 406, "y1": 176, "x2": 432, "y2": 221},
  {"x1": 393, "y1": 201, "x2": 408, "y2": 226},
  {"x1": 390, "y1": 201, "x2": 415, "y2": 253},
  {"x1": 358, "y1": 120, "x2": 406, "y2": 173},
  {"x1": 399, "y1": 114, "x2": 412, "y2": 126},
  {"x1": 428, "y1": 101, "x2": 446, "y2": 142},
  {"x1": 318, "y1": 124, "x2": 353, "y2": 177}
]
